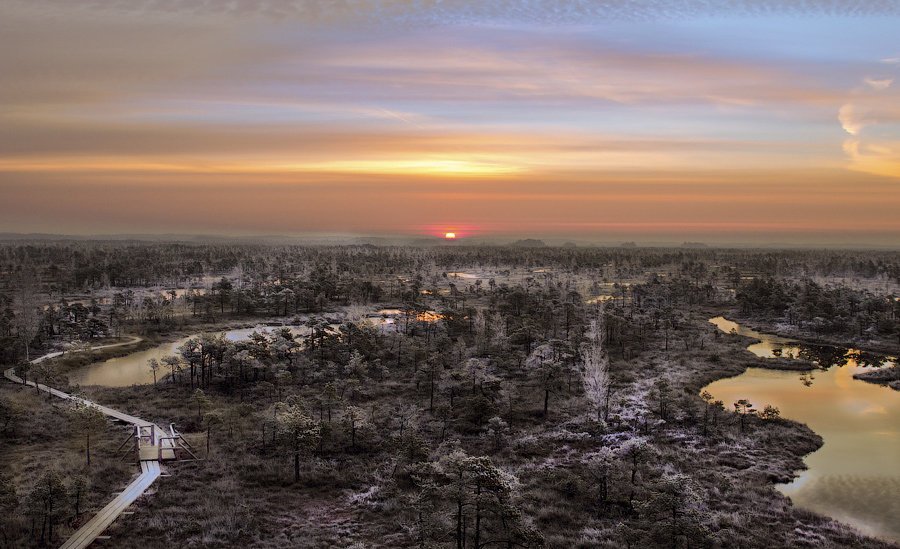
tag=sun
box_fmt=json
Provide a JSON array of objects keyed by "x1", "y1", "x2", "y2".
[{"x1": 444, "y1": 232, "x2": 456, "y2": 240}]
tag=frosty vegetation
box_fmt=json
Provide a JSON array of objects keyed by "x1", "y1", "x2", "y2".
[{"x1": 0, "y1": 241, "x2": 898, "y2": 548}]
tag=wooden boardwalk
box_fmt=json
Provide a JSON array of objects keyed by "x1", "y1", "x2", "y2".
[
  {"x1": 3, "y1": 336, "x2": 181, "y2": 549},
  {"x1": 58, "y1": 460, "x2": 161, "y2": 549}
]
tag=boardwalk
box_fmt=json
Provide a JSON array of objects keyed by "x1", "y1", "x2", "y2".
[
  {"x1": 59, "y1": 461, "x2": 161, "y2": 549},
  {"x1": 3, "y1": 336, "x2": 179, "y2": 549}
]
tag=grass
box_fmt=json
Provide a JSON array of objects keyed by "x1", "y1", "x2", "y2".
[{"x1": 0, "y1": 382, "x2": 135, "y2": 548}]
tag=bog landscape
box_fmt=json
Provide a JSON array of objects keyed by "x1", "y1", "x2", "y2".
[
  {"x1": 1, "y1": 242, "x2": 898, "y2": 548},
  {"x1": 1, "y1": 1, "x2": 899, "y2": 548}
]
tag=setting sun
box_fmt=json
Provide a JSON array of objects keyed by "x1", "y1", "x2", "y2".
[{"x1": 444, "y1": 232, "x2": 456, "y2": 239}]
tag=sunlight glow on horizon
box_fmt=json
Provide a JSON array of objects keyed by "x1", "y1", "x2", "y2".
[
  {"x1": 1, "y1": 1, "x2": 899, "y2": 244},
  {"x1": 0, "y1": 157, "x2": 525, "y2": 177},
  {"x1": 279, "y1": 159, "x2": 526, "y2": 177}
]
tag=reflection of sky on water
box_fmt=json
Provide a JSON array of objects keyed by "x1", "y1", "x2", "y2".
[
  {"x1": 710, "y1": 317, "x2": 896, "y2": 368},
  {"x1": 68, "y1": 338, "x2": 188, "y2": 388},
  {"x1": 706, "y1": 318, "x2": 900, "y2": 543},
  {"x1": 67, "y1": 311, "x2": 417, "y2": 387},
  {"x1": 446, "y1": 272, "x2": 482, "y2": 279},
  {"x1": 221, "y1": 325, "x2": 307, "y2": 342},
  {"x1": 68, "y1": 325, "x2": 307, "y2": 387}
]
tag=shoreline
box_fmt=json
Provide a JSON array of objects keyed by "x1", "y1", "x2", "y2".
[
  {"x1": 707, "y1": 307, "x2": 899, "y2": 390},
  {"x1": 699, "y1": 309, "x2": 900, "y2": 544},
  {"x1": 711, "y1": 307, "x2": 900, "y2": 358}
]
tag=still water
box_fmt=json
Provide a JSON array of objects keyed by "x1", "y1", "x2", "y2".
[
  {"x1": 67, "y1": 325, "x2": 308, "y2": 387},
  {"x1": 705, "y1": 317, "x2": 899, "y2": 543}
]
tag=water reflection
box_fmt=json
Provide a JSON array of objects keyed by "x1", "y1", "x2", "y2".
[
  {"x1": 705, "y1": 317, "x2": 899, "y2": 543},
  {"x1": 446, "y1": 272, "x2": 481, "y2": 279},
  {"x1": 67, "y1": 325, "x2": 308, "y2": 387},
  {"x1": 220, "y1": 325, "x2": 307, "y2": 342},
  {"x1": 66, "y1": 310, "x2": 437, "y2": 387},
  {"x1": 709, "y1": 316, "x2": 894, "y2": 370},
  {"x1": 798, "y1": 372, "x2": 814, "y2": 387},
  {"x1": 67, "y1": 338, "x2": 189, "y2": 387},
  {"x1": 374, "y1": 309, "x2": 443, "y2": 322}
]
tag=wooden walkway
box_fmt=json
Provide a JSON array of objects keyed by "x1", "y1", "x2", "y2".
[
  {"x1": 3, "y1": 336, "x2": 179, "y2": 549},
  {"x1": 58, "y1": 461, "x2": 161, "y2": 549}
]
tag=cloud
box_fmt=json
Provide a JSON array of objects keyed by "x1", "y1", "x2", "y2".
[
  {"x1": 839, "y1": 104, "x2": 860, "y2": 135},
  {"x1": 1, "y1": 8, "x2": 852, "y2": 162},
  {"x1": 860, "y1": 404, "x2": 888, "y2": 415},
  {"x1": 843, "y1": 138, "x2": 860, "y2": 156},
  {"x1": 0, "y1": 1, "x2": 863, "y2": 118},
  {"x1": 837, "y1": 99, "x2": 899, "y2": 136},
  {"x1": 3, "y1": 167, "x2": 898, "y2": 239},
  {"x1": 0, "y1": 6, "x2": 279, "y2": 109},
  {"x1": 843, "y1": 137, "x2": 900, "y2": 178},
  {"x1": 839, "y1": 68, "x2": 900, "y2": 177},
  {"x1": 0, "y1": 106, "x2": 834, "y2": 177},
  {"x1": 864, "y1": 77, "x2": 894, "y2": 90},
  {"x1": 2, "y1": 0, "x2": 899, "y2": 239},
  {"x1": 6, "y1": 0, "x2": 900, "y2": 25}
]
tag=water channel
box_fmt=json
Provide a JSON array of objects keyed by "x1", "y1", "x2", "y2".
[
  {"x1": 66, "y1": 310, "x2": 418, "y2": 388},
  {"x1": 705, "y1": 317, "x2": 899, "y2": 543},
  {"x1": 67, "y1": 325, "x2": 308, "y2": 387}
]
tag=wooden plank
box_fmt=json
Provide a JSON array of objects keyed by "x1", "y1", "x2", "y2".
[
  {"x1": 59, "y1": 462, "x2": 160, "y2": 549},
  {"x1": 139, "y1": 444, "x2": 158, "y2": 461},
  {"x1": 1, "y1": 338, "x2": 173, "y2": 549}
]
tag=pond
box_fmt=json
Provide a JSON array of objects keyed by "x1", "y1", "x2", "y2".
[
  {"x1": 67, "y1": 325, "x2": 309, "y2": 388},
  {"x1": 704, "y1": 317, "x2": 900, "y2": 543},
  {"x1": 446, "y1": 272, "x2": 482, "y2": 279},
  {"x1": 66, "y1": 312, "x2": 413, "y2": 388}
]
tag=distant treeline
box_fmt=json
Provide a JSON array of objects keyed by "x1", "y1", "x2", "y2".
[
  {"x1": 737, "y1": 277, "x2": 900, "y2": 339},
  {"x1": 0, "y1": 241, "x2": 898, "y2": 293},
  {"x1": 1, "y1": 242, "x2": 898, "y2": 364}
]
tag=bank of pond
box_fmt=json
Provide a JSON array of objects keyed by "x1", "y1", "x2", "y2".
[
  {"x1": 57, "y1": 313, "x2": 900, "y2": 544},
  {"x1": 706, "y1": 317, "x2": 899, "y2": 544},
  {"x1": 65, "y1": 308, "x2": 431, "y2": 387}
]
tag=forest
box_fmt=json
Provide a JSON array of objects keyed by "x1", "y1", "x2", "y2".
[{"x1": 1, "y1": 240, "x2": 898, "y2": 548}]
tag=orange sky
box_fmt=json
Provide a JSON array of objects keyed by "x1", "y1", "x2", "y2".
[{"x1": 1, "y1": 1, "x2": 899, "y2": 245}]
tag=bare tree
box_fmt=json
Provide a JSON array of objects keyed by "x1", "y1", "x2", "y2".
[{"x1": 581, "y1": 309, "x2": 610, "y2": 422}]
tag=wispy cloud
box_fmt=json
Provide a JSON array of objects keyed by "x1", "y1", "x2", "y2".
[
  {"x1": 864, "y1": 77, "x2": 894, "y2": 90},
  {"x1": 843, "y1": 137, "x2": 900, "y2": 179},
  {"x1": 839, "y1": 65, "x2": 900, "y2": 177},
  {"x1": 2, "y1": 0, "x2": 899, "y2": 240},
  {"x1": 840, "y1": 104, "x2": 866, "y2": 135},
  {"x1": 8, "y1": 0, "x2": 900, "y2": 24}
]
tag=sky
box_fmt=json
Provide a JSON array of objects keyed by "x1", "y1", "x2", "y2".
[{"x1": 1, "y1": 1, "x2": 899, "y2": 245}]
